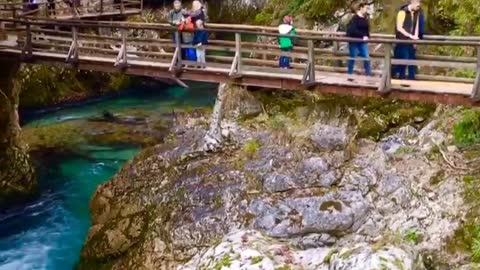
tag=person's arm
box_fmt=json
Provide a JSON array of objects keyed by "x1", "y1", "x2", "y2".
[
  {"x1": 396, "y1": 10, "x2": 417, "y2": 39},
  {"x1": 168, "y1": 11, "x2": 174, "y2": 25}
]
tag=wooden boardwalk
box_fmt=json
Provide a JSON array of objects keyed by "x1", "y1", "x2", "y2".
[{"x1": 1, "y1": 19, "x2": 479, "y2": 106}]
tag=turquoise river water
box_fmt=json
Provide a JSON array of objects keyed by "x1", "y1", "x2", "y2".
[{"x1": 0, "y1": 83, "x2": 217, "y2": 270}]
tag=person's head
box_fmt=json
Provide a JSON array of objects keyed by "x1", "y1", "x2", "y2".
[
  {"x1": 283, "y1": 15, "x2": 293, "y2": 25},
  {"x1": 185, "y1": 16, "x2": 192, "y2": 23},
  {"x1": 173, "y1": 0, "x2": 181, "y2": 11},
  {"x1": 409, "y1": 0, "x2": 421, "y2": 11},
  {"x1": 192, "y1": 0, "x2": 202, "y2": 11},
  {"x1": 196, "y1": 19, "x2": 204, "y2": 29},
  {"x1": 354, "y1": 1, "x2": 368, "y2": 15}
]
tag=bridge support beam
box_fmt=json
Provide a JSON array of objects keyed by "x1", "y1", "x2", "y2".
[
  {"x1": 378, "y1": 44, "x2": 392, "y2": 94},
  {"x1": 302, "y1": 40, "x2": 316, "y2": 87},
  {"x1": 229, "y1": 33, "x2": 242, "y2": 78},
  {"x1": 0, "y1": 57, "x2": 36, "y2": 209},
  {"x1": 471, "y1": 47, "x2": 480, "y2": 101}
]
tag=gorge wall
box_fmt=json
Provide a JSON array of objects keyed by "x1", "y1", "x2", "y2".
[{"x1": 0, "y1": 57, "x2": 36, "y2": 208}]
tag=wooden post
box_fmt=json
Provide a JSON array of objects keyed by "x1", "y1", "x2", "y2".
[
  {"x1": 229, "y1": 32, "x2": 242, "y2": 77},
  {"x1": 72, "y1": 0, "x2": 78, "y2": 17},
  {"x1": 378, "y1": 43, "x2": 392, "y2": 94},
  {"x1": 169, "y1": 31, "x2": 182, "y2": 72},
  {"x1": 115, "y1": 29, "x2": 128, "y2": 68},
  {"x1": 100, "y1": 0, "x2": 103, "y2": 13},
  {"x1": 120, "y1": 0, "x2": 124, "y2": 14},
  {"x1": 302, "y1": 39, "x2": 316, "y2": 86},
  {"x1": 22, "y1": 21, "x2": 32, "y2": 60},
  {"x1": 471, "y1": 46, "x2": 480, "y2": 101},
  {"x1": 66, "y1": 26, "x2": 79, "y2": 64},
  {"x1": 140, "y1": 0, "x2": 143, "y2": 10},
  {"x1": 261, "y1": 29, "x2": 266, "y2": 61},
  {"x1": 333, "y1": 40, "x2": 342, "y2": 67}
]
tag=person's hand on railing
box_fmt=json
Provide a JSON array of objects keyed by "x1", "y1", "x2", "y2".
[
  {"x1": 363, "y1": 36, "x2": 369, "y2": 41},
  {"x1": 410, "y1": 34, "x2": 419, "y2": 40}
]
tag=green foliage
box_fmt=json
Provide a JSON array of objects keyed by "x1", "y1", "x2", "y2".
[
  {"x1": 256, "y1": 0, "x2": 352, "y2": 24},
  {"x1": 18, "y1": 65, "x2": 132, "y2": 109},
  {"x1": 453, "y1": 110, "x2": 480, "y2": 147},
  {"x1": 243, "y1": 140, "x2": 261, "y2": 157},
  {"x1": 395, "y1": 146, "x2": 416, "y2": 155},
  {"x1": 207, "y1": 0, "x2": 263, "y2": 24},
  {"x1": 251, "y1": 256, "x2": 263, "y2": 265},
  {"x1": 275, "y1": 265, "x2": 292, "y2": 270},
  {"x1": 473, "y1": 237, "x2": 480, "y2": 262},
  {"x1": 438, "y1": 0, "x2": 480, "y2": 36},
  {"x1": 404, "y1": 229, "x2": 421, "y2": 245},
  {"x1": 214, "y1": 255, "x2": 232, "y2": 270},
  {"x1": 108, "y1": 74, "x2": 131, "y2": 91}
]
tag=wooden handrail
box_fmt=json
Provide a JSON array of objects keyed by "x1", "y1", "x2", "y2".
[
  {"x1": 2, "y1": 18, "x2": 480, "y2": 100},
  {"x1": 1, "y1": 18, "x2": 479, "y2": 47}
]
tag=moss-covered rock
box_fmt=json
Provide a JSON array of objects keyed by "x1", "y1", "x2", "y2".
[
  {"x1": 18, "y1": 65, "x2": 132, "y2": 109},
  {"x1": 0, "y1": 59, "x2": 37, "y2": 210}
]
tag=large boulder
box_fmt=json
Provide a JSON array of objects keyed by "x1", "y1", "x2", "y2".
[
  {"x1": 180, "y1": 230, "x2": 426, "y2": 270},
  {"x1": 310, "y1": 123, "x2": 350, "y2": 151}
]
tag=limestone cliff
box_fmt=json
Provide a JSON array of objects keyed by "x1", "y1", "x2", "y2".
[
  {"x1": 0, "y1": 58, "x2": 36, "y2": 209},
  {"x1": 78, "y1": 85, "x2": 474, "y2": 269}
]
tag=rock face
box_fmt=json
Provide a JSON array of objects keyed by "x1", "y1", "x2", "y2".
[
  {"x1": 0, "y1": 59, "x2": 37, "y2": 209},
  {"x1": 79, "y1": 88, "x2": 467, "y2": 269},
  {"x1": 180, "y1": 230, "x2": 425, "y2": 270}
]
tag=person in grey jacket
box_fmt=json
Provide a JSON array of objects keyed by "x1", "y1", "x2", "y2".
[{"x1": 168, "y1": 0, "x2": 186, "y2": 27}]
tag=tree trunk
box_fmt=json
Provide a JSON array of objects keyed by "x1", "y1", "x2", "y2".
[
  {"x1": 0, "y1": 58, "x2": 37, "y2": 209},
  {"x1": 201, "y1": 83, "x2": 226, "y2": 151}
]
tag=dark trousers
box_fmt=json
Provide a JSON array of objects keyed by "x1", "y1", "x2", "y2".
[
  {"x1": 279, "y1": 47, "x2": 292, "y2": 68},
  {"x1": 348, "y1": 42, "x2": 371, "y2": 76},
  {"x1": 392, "y1": 44, "x2": 417, "y2": 80}
]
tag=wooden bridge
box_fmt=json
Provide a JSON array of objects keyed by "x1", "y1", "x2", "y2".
[{"x1": 1, "y1": 18, "x2": 480, "y2": 106}]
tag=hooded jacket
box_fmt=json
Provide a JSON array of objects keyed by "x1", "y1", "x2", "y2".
[{"x1": 278, "y1": 24, "x2": 296, "y2": 49}]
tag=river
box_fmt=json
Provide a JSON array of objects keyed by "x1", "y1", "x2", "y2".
[{"x1": 0, "y1": 82, "x2": 217, "y2": 270}]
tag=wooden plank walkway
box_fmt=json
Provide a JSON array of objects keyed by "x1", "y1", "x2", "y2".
[{"x1": 1, "y1": 19, "x2": 479, "y2": 106}]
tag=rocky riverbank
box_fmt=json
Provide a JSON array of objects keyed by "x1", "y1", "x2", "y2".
[{"x1": 78, "y1": 85, "x2": 480, "y2": 269}]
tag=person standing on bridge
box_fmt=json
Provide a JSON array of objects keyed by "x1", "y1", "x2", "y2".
[
  {"x1": 194, "y1": 19, "x2": 209, "y2": 68},
  {"x1": 168, "y1": 1, "x2": 186, "y2": 27},
  {"x1": 179, "y1": 16, "x2": 197, "y2": 62},
  {"x1": 189, "y1": 0, "x2": 208, "y2": 24},
  {"x1": 392, "y1": 0, "x2": 424, "y2": 80},
  {"x1": 278, "y1": 16, "x2": 296, "y2": 69},
  {"x1": 346, "y1": 1, "x2": 372, "y2": 77},
  {"x1": 169, "y1": 0, "x2": 186, "y2": 48}
]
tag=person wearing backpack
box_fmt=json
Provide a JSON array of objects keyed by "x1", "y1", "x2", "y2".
[
  {"x1": 179, "y1": 16, "x2": 196, "y2": 62},
  {"x1": 278, "y1": 16, "x2": 296, "y2": 69}
]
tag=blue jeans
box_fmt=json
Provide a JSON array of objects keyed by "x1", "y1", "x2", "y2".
[
  {"x1": 392, "y1": 44, "x2": 417, "y2": 80},
  {"x1": 279, "y1": 48, "x2": 291, "y2": 68},
  {"x1": 348, "y1": 42, "x2": 371, "y2": 76}
]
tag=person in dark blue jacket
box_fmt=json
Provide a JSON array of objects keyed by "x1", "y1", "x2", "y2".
[
  {"x1": 346, "y1": 1, "x2": 372, "y2": 76},
  {"x1": 193, "y1": 19, "x2": 208, "y2": 67}
]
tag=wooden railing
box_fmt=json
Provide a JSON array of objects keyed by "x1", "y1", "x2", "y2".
[
  {"x1": 1, "y1": 18, "x2": 480, "y2": 100},
  {"x1": 0, "y1": 0, "x2": 142, "y2": 20}
]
